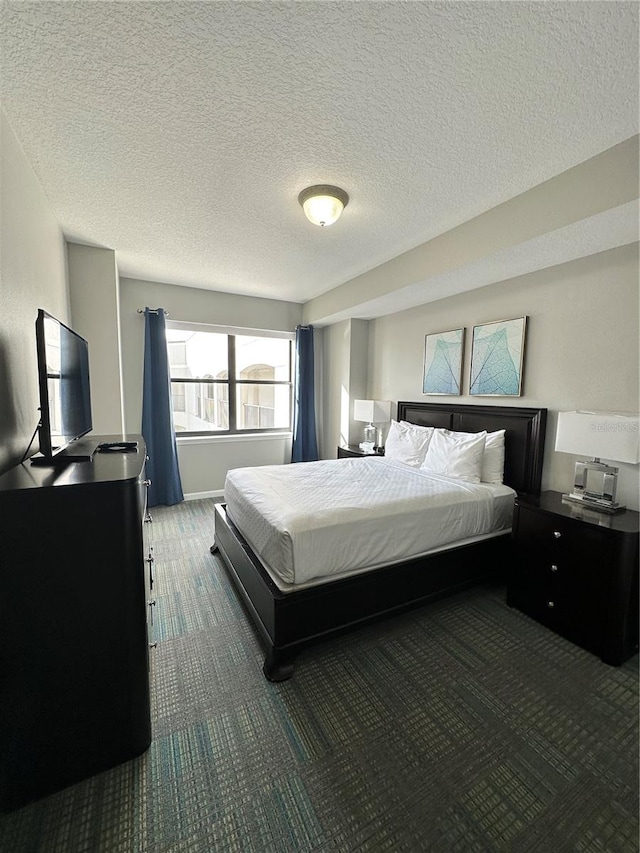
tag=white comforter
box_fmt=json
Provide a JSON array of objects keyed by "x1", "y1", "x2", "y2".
[{"x1": 224, "y1": 456, "x2": 515, "y2": 588}]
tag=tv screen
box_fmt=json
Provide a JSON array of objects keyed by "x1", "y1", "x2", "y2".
[{"x1": 35, "y1": 309, "x2": 93, "y2": 460}]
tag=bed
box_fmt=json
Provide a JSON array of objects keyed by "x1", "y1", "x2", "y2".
[{"x1": 212, "y1": 401, "x2": 547, "y2": 680}]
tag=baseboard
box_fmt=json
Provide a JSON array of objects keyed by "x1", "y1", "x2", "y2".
[{"x1": 183, "y1": 489, "x2": 224, "y2": 502}]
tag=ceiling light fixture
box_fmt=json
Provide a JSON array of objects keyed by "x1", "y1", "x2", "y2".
[{"x1": 298, "y1": 185, "x2": 349, "y2": 227}]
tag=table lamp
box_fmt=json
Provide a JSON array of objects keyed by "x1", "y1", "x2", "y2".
[
  {"x1": 555, "y1": 411, "x2": 639, "y2": 513},
  {"x1": 354, "y1": 400, "x2": 391, "y2": 453}
]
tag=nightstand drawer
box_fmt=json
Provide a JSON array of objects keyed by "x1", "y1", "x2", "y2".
[
  {"x1": 514, "y1": 504, "x2": 610, "y2": 565},
  {"x1": 509, "y1": 558, "x2": 606, "y2": 654}
]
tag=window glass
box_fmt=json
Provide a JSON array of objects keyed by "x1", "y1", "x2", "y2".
[
  {"x1": 167, "y1": 326, "x2": 292, "y2": 435},
  {"x1": 166, "y1": 329, "x2": 227, "y2": 379},
  {"x1": 237, "y1": 383, "x2": 291, "y2": 430},
  {"x1": 235, "y1": 336, "x2": 291, "y2": 380}
]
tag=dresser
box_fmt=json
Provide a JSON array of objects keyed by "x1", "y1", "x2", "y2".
[
  {"x1": 508, "y1": 490, "x2": 639, "y2": 665},
  {"x1": 0, "y1": 436, "x2": 153, "y2": 811}
]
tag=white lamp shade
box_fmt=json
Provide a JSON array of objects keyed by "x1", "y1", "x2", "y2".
[
  {"x1": 555, "y1": 411, "x2": 640, "y2": 464},
  {"x1": 302, "y1": 194, "x2": 343, "y2": 227},
  {"x1": 354, "y1": 400, "x2": 391, "y2": 423}
]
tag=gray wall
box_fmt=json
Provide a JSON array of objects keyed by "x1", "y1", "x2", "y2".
[
  {"x1": 68, "y1": 244, "x2": 125, "y2": 434},
  {"x1": 0, "y1": 110, "x2": 69, "y2": 474},
  {"x1": 304, "y1": 137, "x2": 638, "y2": 326},
  {"x1": 363, "y1": 243, "x2": 639, "y2": 509},
  {"x1": 2, "y1": 105, "x2": 637, "y2": 509},
  {"x1": 0, "y1": 105, "x2": 303, "y2": 492},
  {"x1": 320, "y1": 319, "x2": 370, "y2": 458},
  {"x1": 118, "y1": 275, "x2": 303, "y2": 496},
  {"x1": 314, "y1": 137, "x2": 640, "y2": 510}
]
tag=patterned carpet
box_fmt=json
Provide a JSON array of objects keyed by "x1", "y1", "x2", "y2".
[{"x1": 1, "y1": 498, "x2": 638, "y2": 852}]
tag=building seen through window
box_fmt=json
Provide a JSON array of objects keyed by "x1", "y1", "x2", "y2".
[{"x1": 166, "y1": 327, "x2": 292, "y2": 434}]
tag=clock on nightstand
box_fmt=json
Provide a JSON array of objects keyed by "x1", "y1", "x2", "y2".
[{"x1": 508, "y1": 490, "x2": 639, "y2": 665}]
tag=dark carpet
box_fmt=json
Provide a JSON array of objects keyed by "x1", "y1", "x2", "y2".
[{"x1": 1, "y1": 498, "x2": 638, "y2": 852}]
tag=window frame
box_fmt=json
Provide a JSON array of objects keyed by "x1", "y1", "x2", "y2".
[{"x1": 166, "y1": 321, "x2": 294, "y2": 437}]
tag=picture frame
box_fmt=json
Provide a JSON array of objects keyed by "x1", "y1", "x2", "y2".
[
  {"x1": 469, "y1": 316, "x2": 527, "y2": 396},
  {"x1": 422, "y1": 328, "x2": 464, "y2": 395}
]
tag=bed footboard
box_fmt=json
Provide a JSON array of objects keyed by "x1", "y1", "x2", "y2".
[{"x1": 213, "y1": 502, "x2": 508, "y2": 680}]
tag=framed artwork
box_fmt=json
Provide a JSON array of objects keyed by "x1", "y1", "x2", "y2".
[
  {"x1": 469, "y1": 316, "x2": 527, "y2": 396},
  {"x1": 422, "y1": 328, "x2": 464, "y2": 395}
]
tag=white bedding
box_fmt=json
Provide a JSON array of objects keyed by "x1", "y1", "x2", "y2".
[{"x1": 224, "y1": 456, "x2": 516, "y2": 589}]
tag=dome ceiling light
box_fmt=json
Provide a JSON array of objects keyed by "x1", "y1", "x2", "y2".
[{"x1": 298, "y1": 185, "x2": 349, "y2": 227}]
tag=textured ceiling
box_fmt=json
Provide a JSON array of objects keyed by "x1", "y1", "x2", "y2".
[{"x1": 1, "y1": 1, "x2": 638, "y2": 308}]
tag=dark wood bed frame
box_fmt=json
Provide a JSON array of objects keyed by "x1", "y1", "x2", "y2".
[{"x1": 212, "y1": 401, "x2": 547, "y2": 680}]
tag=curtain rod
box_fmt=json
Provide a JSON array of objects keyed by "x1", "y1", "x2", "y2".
[{"x1": 137, "y1": 308, "x2": 169, "y2": 315}]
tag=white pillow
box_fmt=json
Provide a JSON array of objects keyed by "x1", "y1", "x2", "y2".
[
  {"x1": 440, "y1": 428, "x2": 506, "y2": 484},
  {"x1": 385, "y1": 420, "x2": 434, "y2": 467},
  {"x1": 400, "y1": 420, "x2": 433, "y2": 434},
  {"x1": 420, "y1": 429, "x2": 487, "y2": 483},
  {"x1": 481, "y1": 430, "x2": 506, "y2": 484}
]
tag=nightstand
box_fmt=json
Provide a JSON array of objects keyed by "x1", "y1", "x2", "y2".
[
  {"x1": 508, "y1": 490, "x2": 639, "y2": 665},
  {"x1": 337, "y1": 445, "x2": 384, "y2": 459}
]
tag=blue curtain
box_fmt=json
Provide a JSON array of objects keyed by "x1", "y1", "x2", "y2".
[
  {"x1": 142, "y1": 308, "x2": 184, "y2": 506},
  {"x1": 291, "y1": 325, "x2": 319, "y2": 463}
]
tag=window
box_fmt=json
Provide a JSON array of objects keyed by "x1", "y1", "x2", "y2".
[{"x1": 166, "y1": 324, "x2": 293, "y2": 435}]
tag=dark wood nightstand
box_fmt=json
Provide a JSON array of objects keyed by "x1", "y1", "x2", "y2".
[
  {"x1": 508, "y1": 490, "x2": 639, "y2": 665},
  {"x1": 337, "y1": 445, "x2": 384, "y2": 459}
]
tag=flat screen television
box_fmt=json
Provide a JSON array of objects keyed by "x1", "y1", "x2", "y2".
[{"x1": 33, "y1": 308, "x2": 95, "y2": 463}]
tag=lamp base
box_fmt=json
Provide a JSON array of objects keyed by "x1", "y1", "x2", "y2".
[
  {"x1": 362, "y1": 422, "x2": 377, "y2": 445},
  {"x1": 567, "y1": 458, "x2": 624, "y2": 514},
  {"x1": 561, "y1": 492, "x2": 626, "y2": 514}
]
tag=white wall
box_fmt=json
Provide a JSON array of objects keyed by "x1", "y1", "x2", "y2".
[
  {"x1": 321, "y1": 320, "x2": 349, "y2": 458},
  {"x1": 67, "y1": 244, "x2": 125, "y2": 434},
  {"x1": 365, "y1": 243, "x2": 639, "y2": 509},
  {"x1": 118, "y1": 276, "x2": 303, "y2": 496},
  {"x1": 0, "y1": 110, "x2": 69, "y2": 474},
  {"x1": 319, "y1": 319, "x2": 371, "y2": 458}
]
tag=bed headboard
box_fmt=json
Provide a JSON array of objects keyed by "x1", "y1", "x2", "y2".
[{"x1": 397, "y1": 401, "x2": 547, "y2": 497}]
